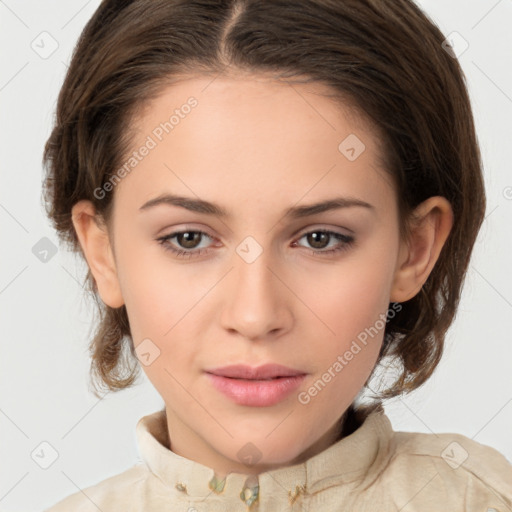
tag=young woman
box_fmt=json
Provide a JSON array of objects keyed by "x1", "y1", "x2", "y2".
[{"x1": 42, "y1": 0, "x2": 512, "y2": 510}]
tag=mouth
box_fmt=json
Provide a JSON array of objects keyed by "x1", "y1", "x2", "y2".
[
  {"x1": 204, "y1": 363, "x2": 307, "y2": 380},
  {"x1": 204, "y1": 364, "x2": 307, "y2": 407},
  {"x1": 222, "y1": 376, "x2": 287, "y2": 381}
]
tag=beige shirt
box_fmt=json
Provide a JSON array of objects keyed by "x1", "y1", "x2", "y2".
[{"x1": 44, "y1": 404, "x2": 512, "y2": 511}]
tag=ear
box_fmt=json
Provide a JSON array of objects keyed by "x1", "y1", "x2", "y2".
[
  {"x1": 390, "y1": 196, "x2": 454, "y2": 303},
  {"x1": 71, "y1": 200, "x2": 124, "y2": 308}
]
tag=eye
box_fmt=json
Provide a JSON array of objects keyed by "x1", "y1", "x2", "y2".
[
  {"x1": 293, "y1": 229, "x2": 355, "y2": 256},
  {"x1": 156, "y1": 228, "x2": 355, "y2": 259},
  {"x1": 157, "y1": 229, "x2": 214, "y2": 259}
]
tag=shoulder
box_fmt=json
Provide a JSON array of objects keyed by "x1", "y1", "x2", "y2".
[
  {"x1": 380, "y1": 427, "x2": 512, "y2": 509},
  {"x1": 43, "y1": 464, "x2": 151, "y2": 512}
]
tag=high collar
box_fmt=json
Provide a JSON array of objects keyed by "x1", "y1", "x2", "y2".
[{"x1": 135, "y1": 403, "x2": 394, "y2": 508}]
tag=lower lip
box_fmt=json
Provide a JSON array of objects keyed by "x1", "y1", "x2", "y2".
[{"x1": 205, "y1": 373, "x2": 307, "y2": 407}]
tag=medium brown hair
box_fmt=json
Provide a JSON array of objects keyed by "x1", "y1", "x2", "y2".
[{"x1": 42, "y1": 0, "x2": 485, "y2": 401}]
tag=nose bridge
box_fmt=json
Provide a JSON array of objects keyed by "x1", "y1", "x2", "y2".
[
  {"x1": 220, "y1": 236, "x2": 291, "y2": 338},
  {"x1": 234, "y1": 236, "x2": 280, "y2": 307},
  {"x1": 235, "y1": 242, "x2": 274, "y2": 295}
]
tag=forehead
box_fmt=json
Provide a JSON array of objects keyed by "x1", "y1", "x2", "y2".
[{"x1": 113, "y1": 74, "x2": 394, "y2": 217}]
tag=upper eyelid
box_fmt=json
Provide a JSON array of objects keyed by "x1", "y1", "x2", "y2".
[
  {"x1": 160, "y1": 226, "x2": 352, "y2": 246},
  {"x1": 163, "y1": 223, "x2": 353, "y2": 237},
  {"x1": 159, "y1": 227, "x2": 353, "y2": 240}
]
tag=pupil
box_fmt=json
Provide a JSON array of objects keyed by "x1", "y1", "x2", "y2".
[
  {"x1": 308, "y1": 232, "x2": 328, "y2": 249},
  {"x1": 179, "y1": 232, "x2": 200, "y2": 249}
]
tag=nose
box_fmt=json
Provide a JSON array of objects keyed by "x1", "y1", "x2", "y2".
[{"x1": 219, "y1": 244, "x2": 293, "y2": 341}]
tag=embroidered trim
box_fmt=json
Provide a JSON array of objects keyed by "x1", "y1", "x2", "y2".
[
  {"x1": 288, "y1": 483, "x2": 306, "y2": 504},
  {"x1": 208, "y1": 474, "x2": 226, "y2": 493},
  {"x1": 240, "y1": 484, "x2": 259, "y2": 507}
]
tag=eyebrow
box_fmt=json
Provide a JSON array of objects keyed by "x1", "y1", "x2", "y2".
[{"x1": 138, "y1": 193, "x2": 375, "y2": 218}]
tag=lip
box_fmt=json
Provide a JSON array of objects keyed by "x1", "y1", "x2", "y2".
[
  {"x1": 204, "y1": 364, "x2": 307, "y2": 407},
  {"x1": 205, "y1": 363, "x2": 306, "y2": 379}
]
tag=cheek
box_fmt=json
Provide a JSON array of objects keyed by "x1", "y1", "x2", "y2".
[
  {"x1": 304, "y1": 255, "x2": 393, "y2": 342},
  {"x1": 114, "y1": 236, "x2": 205, "y2": 387},
  {"x1": 299, "y1": 264, "x2": 391, "y2": 412},
  {"x1": 294, "y1": 251, "x2": 394, "y2": 403},
  {"x1": 115, "y1": 233, "x2": 189, "y2": 333},
  {"x1": 120, "y1": 260, "x2": 201, "y2": 399}
]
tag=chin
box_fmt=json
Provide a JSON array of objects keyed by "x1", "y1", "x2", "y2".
[{"x1": 226, "y1": 436, "x2": 306, "y2": 470}]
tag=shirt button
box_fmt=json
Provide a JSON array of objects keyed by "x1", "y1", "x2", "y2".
[{"x1": 175, "y1": 482, "x2": 187, "y2": 493}]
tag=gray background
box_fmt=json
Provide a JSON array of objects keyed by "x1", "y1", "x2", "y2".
[{"x1": 1, "y1": 1, "x2": 511, "y2": 510}]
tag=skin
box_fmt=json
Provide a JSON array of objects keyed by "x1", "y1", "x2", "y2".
[{"x1": 71, "y1": 73, "x2": 453, "y2": 479}]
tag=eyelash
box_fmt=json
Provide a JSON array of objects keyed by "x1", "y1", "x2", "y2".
[{"x1": 156, "y1": 228, "x2": 355, "y2": 259}]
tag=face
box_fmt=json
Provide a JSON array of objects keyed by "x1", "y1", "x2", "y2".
[{"x1": 98, "y1": 74, "x2": 405, "y2": 476}]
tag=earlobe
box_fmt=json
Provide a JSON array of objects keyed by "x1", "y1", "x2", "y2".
[
  {"x1": 390, "y1": 196, "x2": 454, "y2": 303},
  {"x1": 71, "y1": 200, "x2": 125, "y2": 308}
]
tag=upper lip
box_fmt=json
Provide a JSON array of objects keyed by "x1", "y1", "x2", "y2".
[{"x1": 205, "y1": 364, "x2": 306, "y2": 380}]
